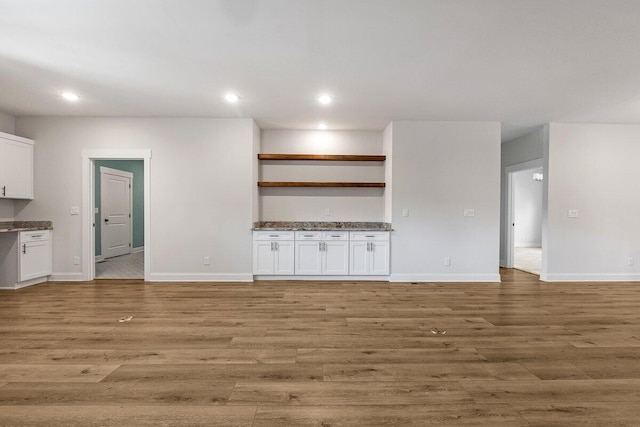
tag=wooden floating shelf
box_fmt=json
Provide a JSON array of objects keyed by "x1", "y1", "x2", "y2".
[
  {"x1": 258, "y1": 182, "x2": 386, "y2": 188},
  {"x1": 258, "y1": 154, "x2": 386, "y2": 162}
]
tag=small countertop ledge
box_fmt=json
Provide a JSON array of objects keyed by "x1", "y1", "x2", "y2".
[
  {"x1": 0, "y1": 221, "x2": 53, "y2": 233},
  {"x1": 253, "y1": 221, "x2": 392, "y2": 231}
]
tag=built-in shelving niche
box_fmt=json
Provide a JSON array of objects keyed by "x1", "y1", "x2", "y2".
[{"x1": 257, "y1": 154, "x2": 386, "y2": 188}]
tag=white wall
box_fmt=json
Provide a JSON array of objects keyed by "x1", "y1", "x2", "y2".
[
  {"x1": 500, "y1": 128, "x2": 544, "y2": 264},
  {"x1": 514, "y1": 167, "x2": 542, "y2": 247},
  {"x1": 383, "y1": 123, "x2": 393, "y2": 223},
  {"x1": 259, "y1": 130, "x2": 385, "y2": 221},
  {"x1": 0, "y1": 111, "x2": 15, "y2": 134},
  {"x1": 15, "y1": 117, "x2": 256, "y2": 281},
  {"x1": 544, "y1": 123, "x2": 640, "y2": 281},
  {"x1": 0, "y1": 111, "x2": 17, "y2": 220},
  {"x1": 390, "y1": 121, "x2": 502, "y2": 282}
]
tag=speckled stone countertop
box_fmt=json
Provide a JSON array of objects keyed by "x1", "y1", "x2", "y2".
[
  {"x1": 253, "y1": 221, "x2": 392, "y2": 231},
  {"x1": 0, "y1": 221, "x2": 53, "y2": 233}
]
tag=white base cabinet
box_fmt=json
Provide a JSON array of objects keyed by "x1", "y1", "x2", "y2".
[
  {"x1": 20, "y1": 231, "x2": 53, "y2": 281},
  {"x1": 254, "y1": 230, "x2": 389, "y2": 277},
  {"x1": 349, "y1": 232, "x2": 390, "y2": 276},
  {"x1": 253, "y1": 231, "x2": 294, "y2": 275},
  {"x1": 295, "y1": 231, "x2": 349, "y2": 275},
  {"x1": 0, "y1": 230, "x2": 52, "y2": 290},
  {"x1": 0, "y1": 132, "x2": 34, "y2": 200}
]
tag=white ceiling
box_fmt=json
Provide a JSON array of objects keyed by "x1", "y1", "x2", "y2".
[{"x1": 1, "y1": 0, "x2": 640, "y2": 141}]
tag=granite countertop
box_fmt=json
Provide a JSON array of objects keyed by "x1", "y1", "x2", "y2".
[
  {"x1": 253, "y1": 221, "x2": 392, "y2": 231},
  {"x1": 0, "y1": 221, "x2": 53, "y2": 233}
]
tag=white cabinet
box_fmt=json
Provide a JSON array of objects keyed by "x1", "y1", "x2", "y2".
[
  {"x1": 0, "y1": 229, "x2": 52, "y2": 290},
  {"x1": 0, "y1": 132, "x2": 34, "y2": 200},
  {"x1": 349, "y1": 231, "x2": 390, "y2": 275},
  {"x1": 253, "y1": 229, "x2": 389, "y2": 278},
  {"x1": 295, "y1": 231, "x2": 349, "y2": 275},
  {"x1": 253, "y1": 231, "x2": 294, "y2": 275},
  {"x1": 20, "y1": 231, "x2": 52, "y2": 281}
]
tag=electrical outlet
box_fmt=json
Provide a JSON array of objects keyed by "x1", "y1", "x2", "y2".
[
  {"x1": 567, "y1": 209, "x2": 579, "y2": 218},
  {"x1": 463, "y1": 209, "x2": 475, "y2": 217},
  {"x1": 628, "y1": 257, "x2": 634, "y2": 266},
  {"x1": 324, "y1": 208, "x2": 330, "y2": 216},
  {"x1": 94, "y1": 208, "x2": 99, "y2": 214},
  {"x1": 70, "y1": 206, "x2": 80, "y2": 215},
  {"x1": 203, "y1": 257, "x2": 210, "y2": 265},
  {"x1": 73, "y1": 256, "x2": 80, "y2": 265},
  {"x1": 444, "y1": 257, "x2": 451, "y2": 266},
  {"x1": 402, "y1": 208, "x2": 409, "y2": 217}
]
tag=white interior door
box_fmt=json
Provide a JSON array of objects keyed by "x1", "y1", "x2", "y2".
[{"x1": 101, "y1": 167, "x2": 133, "y2": 259}]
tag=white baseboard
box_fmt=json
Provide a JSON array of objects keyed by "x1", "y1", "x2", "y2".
[
  {"x1": 499, "y1": 259, "x2": 507, "y2": 268},
  {"x1": 254, "y1": 275, "x2": 389, "y2": 281},
  {"x1": 131, "y1": 246, "x2": 144, "y2": 254},
  {"x1": 49, "y1": 272, "x2": 83, "y2": 281},
  {"x1": 0, "y1": 276, "x2": 48, "y2": 290},
  {"x1": 390, "y1": 273, "x2": 501, "y2": 283},
  {"x1": 95, "y1": 255, "x2": 104, "y2": 262},
  {"x1": 540, "y1": 273, "x2": 640, "y2": 282},
  {"x1": 147, "y1": 273, "x2": 253, "y2": 282}
]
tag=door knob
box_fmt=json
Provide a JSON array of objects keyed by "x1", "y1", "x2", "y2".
[{"x1": 104, "y1": 218, "x2": 109, "y2": 222}]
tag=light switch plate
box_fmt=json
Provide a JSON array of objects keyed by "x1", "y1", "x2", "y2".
[
  {"x1": 567, "y1": 209, "x2": 579, "y2": 218},
  {"x1": 402, "y1": 208, "x2": 409, "y2": 217},
  {"x1": 463, "y1": 209, "x2": 475, "y2": 217},
  {"x1": 70, "y1": 206, "x2": 80, "y2": 215}
]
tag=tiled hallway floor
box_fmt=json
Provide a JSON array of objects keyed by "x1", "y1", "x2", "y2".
[
  {"x1": 95, "y1": 251, "x2": 144, "y2": 279},
  {"x1": 514, "y1": 247, "x2": 541, "y2": 275}
]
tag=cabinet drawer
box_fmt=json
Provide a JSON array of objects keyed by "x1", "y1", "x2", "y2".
[
  {"x1": 349, "y1": 231, "x2": 389, "y2": 241},
  {"x1": 322, "y1": 231, "x2": 349, "y2": 241},
  {"x1": 20, "y1": 230, "x2": 50, "y2": 243},
  {"x1": 295, "y1": 231, "x2": 322, "y2": 240},
  {"x1": 254, "y1": 231, "x2": 294, "y2": 241}
]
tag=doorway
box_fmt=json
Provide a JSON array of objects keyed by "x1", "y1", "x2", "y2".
[
  {"x1": 95, "y1": 162, "x2": 143, "y2": 279},
  {"x1": 505, "y1": 159, "x2": 543, "y2": 275},
  {"x1": 81, "y1": 149, "x2": 151, "y2": 281}
]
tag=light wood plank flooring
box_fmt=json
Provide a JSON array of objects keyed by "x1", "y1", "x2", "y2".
[{"x1": 1, "y1": 269, "x2": 639, "y2": 426}]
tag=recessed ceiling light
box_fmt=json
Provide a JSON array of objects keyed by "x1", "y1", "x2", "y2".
[
  {"x1": 61, "y1": 92, "x2": 79, "y2": 102},
  {"x1": 317, "y1": 94, "x2": 332, "y2": 105},
  {"x1": 224, "y1": 93, "x2": 239, "y2": 103},
  {"x1": 318, "y1": 123, "x2": 328, "y2": 130}
]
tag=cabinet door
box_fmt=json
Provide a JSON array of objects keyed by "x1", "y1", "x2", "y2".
[
  {"x1": 0, "y1": 138, "x2": 33, "y2": 199},
  {"x1": 370, "y1": 241, "x2": 390, "y2": 275},
  {"x1": 349, "y1": 241, "x2": 369, "y2": 275},
  {"x1": 274, "y1": 241, "x2": 294, "y2": 275},
  {"x1": 295, "y1": 241, "x2": 322, "y2": 275},
  {"x1": 253, "y1": 240, "x2": 275, "y2": 275},
  {"x1": 323, "y1": 241, "x2": 349, "y2": 275},
  {"x1": 20, "y1": 240, "x2": 51, "y2": 281}
]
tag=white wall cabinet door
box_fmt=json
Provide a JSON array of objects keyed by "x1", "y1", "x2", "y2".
[
  {"x1": 295, "y1": 241, "x2": 322, "y2": 275},
  {"x1": 273, "y1": 240, "x2": 294, "y2": 275},
  {"x1": 349, "y1": 241, "x2": 370, "y2": 275},
  {"x1": 323, "y1": 241, "x2": 349, "y2": 275},
  {"x1": 370, "y1": 241, "x2": 390, "y2": 275},
  {"x1": 19, "y1": 231, "x2": 52, "y2": 281},
  {"x1": 0, "y1": 135, "x2": 34, "y2": 200}
]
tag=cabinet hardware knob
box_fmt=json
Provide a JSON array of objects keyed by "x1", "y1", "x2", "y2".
[{"x1": 104, "y1": 218, "x2": 109, "y2": 222}]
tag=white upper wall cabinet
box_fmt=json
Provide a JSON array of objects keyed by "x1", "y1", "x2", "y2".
[{"x1": 0, "y1": 132, "x2": 34, "y2": 200}]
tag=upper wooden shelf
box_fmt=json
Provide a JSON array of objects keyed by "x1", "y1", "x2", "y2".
[
  {"x1": 258, "y1": 154, "x2": 386, "y2": 162},
  {"x1": 258, "y1": 182, "x2": 385, "y2": 188}
]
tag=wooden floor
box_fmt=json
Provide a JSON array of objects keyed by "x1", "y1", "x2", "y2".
[{"x1": 1, "y1": 269, "x2": 640, "y2": 426}]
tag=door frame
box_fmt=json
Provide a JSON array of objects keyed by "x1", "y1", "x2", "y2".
[
  {"x1": 505, "y1": 158, "x2": 543, "y2": 269},
  {"x1": 99, "y1": 166, "x2": 133, "y2": 260},
  {"x1": 81, "y1": 149, "x2": 151, "y2": 281}
]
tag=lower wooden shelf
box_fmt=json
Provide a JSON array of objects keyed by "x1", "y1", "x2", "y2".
[{"x1": 258, "y1": 182, "x2": 385, "y2": 188}]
